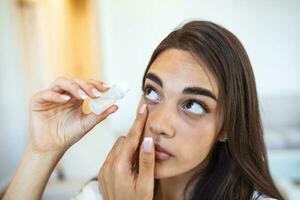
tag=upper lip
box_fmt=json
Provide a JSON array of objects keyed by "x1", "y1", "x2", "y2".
[{"x1": 154, "y1": 144, "x2": 173, "y2": 156}]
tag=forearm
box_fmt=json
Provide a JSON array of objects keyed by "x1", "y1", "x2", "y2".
[{"x1": 2, "y1": 145, "x2": 64, "y2": 200}]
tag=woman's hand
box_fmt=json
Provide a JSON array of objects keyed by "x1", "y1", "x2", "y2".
[
  {"x1": 98, "y1": 104, "x2": 155, "y2": 200},
  {"x1": 29, "y1": 77, "x2": 117, "y2": 154},
  {"x1": 3, "y1": 77, "x2": 118, "y2": 200}
]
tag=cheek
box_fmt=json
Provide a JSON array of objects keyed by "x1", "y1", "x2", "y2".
[
  {"x1": 179, "y1": 134, "x2": 214, "y2": 166},
  {"x1": 176, "y1": 118, "x2": 218, "y2": 167}
]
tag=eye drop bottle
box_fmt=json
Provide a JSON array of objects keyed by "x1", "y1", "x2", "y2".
[{"x1": 88, "y1": 82, "x2": 129, "y2": 115}]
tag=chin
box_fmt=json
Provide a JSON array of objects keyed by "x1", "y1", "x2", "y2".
[
  {"x1": 154, "y1": 161, "x2": 180, "y2": 179},
  {"x1": 154, "y1": 159, "x2": 203, "y2": 180}
]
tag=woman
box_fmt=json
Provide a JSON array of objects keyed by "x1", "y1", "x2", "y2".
[{"x1": 3, "y1": 21, "x2": 284, "y2": 200}]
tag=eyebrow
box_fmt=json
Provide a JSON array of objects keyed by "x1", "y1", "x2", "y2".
[
  {"x1": 144, "y1": 72, "x2": 163, "y2": 88},
  {"x1": 144, "y1": 72, "x2": 217, "y2": 101},
  {"x1": 183, "y1": 87, "x2": 217, "y2": 101}
]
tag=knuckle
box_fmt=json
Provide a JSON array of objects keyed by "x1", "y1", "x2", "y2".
[
  {"x1": 117, "y1": 135, "x2": 126, "y2": 143},
  {"x1": 70, "y1": 82, "x2": 80, "y2": 91},
  {"x1": 101, "y1": 162, "x2": 110, "y2": 173},
  {"x1": 114, "y1": 136, "x2": 125, "y2": 147},
  {"x1": 128, "y1": 127, "x2": 136, "y2": 136},
  {"x1": 93, "y1": 79, "x2": 104, "y2": 85},
  {"x1": 98, "y1": 168, "x2": 103, "y2": 178},
  {"x1": 141, "y1": 157, "x2": 153, "y2": 169},
  {"x1": 31, "y1": 90, "x2": 46, "y2": 102},
  {"x1": 85, "y1": 83, "x2": 94, "y2": 91},
  {"x1": 87, "y1": 79, "x2": 97, "y2": 83},
  {"x1": 101, "y1": 167, "x2": 111, "y2": 182},
  {"x1": 99, "y1": 167, "x2": 109, "y2": 182}
]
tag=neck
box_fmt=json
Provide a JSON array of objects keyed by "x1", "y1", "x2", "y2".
[
  {"x1": 155, "y1": 165, "x2": 204, "y2": 200},
  {"x1": 155, "y1": 155, "x2": 211, "y2": 200}
]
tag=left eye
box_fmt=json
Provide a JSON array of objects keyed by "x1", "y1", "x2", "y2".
[{"x1": 183, "y1": 100, "x2": 207, "y2": 115}]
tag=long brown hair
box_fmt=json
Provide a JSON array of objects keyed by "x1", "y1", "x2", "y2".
[{"x1": 142, "y1": 21, "x2": 284, "y2": 200}]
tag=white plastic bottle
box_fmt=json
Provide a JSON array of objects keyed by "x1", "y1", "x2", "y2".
[{"x1": 88, "y1": 82, "x2": 129, "y2": 115}]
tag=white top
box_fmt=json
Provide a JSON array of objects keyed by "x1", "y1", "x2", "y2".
[
  {"x1": 70, "y1": 181, "x2": 103, "y2": 200},
  {"x1": 71, "y1": 181, "x2": 277, "y2": 200}
]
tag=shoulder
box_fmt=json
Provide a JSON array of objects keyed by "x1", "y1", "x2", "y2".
[
  {"x1": 252, "y1": 191, "x2": 278, "y2": 200},
  {"x1": 70, "y1": 180, "x2": 103, "y2": 200}
]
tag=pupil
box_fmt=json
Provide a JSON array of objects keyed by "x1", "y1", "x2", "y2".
[
  {"x1": 146, "y1": 89, "x2": 152, "y2": 95},
  {"x1": 186, "y1": 101, "x2": 193, "y2": 109}
]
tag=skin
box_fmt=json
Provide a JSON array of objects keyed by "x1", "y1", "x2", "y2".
[
  {"x1": 100, "y1": 48, "x2": 224, "y2": 200},
  {"x1": 3, "y1": 48, "x2": 224, "y2": 200},
  {"x1": 142, "y1": 48, "x2": 223, "y2": 200}
]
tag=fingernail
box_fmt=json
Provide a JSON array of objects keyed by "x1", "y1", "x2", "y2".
[
  {"x1": 112, "y1": 105, "x2": 118, "y2": 112},
  {"x1": 103, "y1": 83, "x2": 110, "y2": 88},
  {"x1": 143, "y1": 137, "x2": 153, "y2": 153},
  {"x1": 92, "y1": 88, "x2": 101, "y2": 97},
  {"x1": 78, "y1": 89, "x2": 88, "y2": 99},
  {"x1": 139, "y1": 104, "x2": 147, "y2": 114},
  {"x1": 61, "y1": 95, "x2": 71, "y2": 101}
]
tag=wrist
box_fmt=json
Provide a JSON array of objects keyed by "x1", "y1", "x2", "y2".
[
  {"x1": 2, "y1": 142, "x2": 65, "y2": 200},
  {"x1": 24, "y1": 142, "x2": 65, "y2": 165}
]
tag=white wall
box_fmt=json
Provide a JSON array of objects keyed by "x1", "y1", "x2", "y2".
[{"x1": 0, "y1": 0, "x2": 27, "y2": 189}]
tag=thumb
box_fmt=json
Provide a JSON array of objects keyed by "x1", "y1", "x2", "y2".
[
  {"x1": 82, "y1": 105, "x2": 118, "y2": 133},
  {"x1": 137, "y1": 137, "x2": 155, "y2": 188}
]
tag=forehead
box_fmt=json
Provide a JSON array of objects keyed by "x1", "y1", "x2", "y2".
[{"x1": 147, "y1": 48, "x2": 218, "y2": 97}]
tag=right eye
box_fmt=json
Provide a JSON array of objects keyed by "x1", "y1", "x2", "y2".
[{"x1": 144, "y1": 85, "x2": 160, "y2": 102}]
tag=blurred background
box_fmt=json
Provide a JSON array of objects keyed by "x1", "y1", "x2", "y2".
[{"x1": 0, "y1": 0, "x2": 299, "y2": 199}]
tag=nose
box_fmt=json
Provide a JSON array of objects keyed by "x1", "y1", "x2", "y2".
[{"x1": 148, "y1": 103, "x2": 176, "y2": 138}]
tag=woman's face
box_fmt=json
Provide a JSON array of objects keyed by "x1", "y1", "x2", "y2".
[{"x1": 140, "y1": 48, "x2": 221, "y2": 179}]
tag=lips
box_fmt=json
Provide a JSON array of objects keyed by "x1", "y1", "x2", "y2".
[{"x1": 154, "y1": 144, "x2": 173, "y2": 161}]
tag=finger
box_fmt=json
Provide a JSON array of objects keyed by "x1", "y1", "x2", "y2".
[
  {"x1": 73, "y1": 78, "x2": 102, "y2": 98},
  {"x1": 82, "y1": 105, "x2": 118, "y2": 133},
  {"x1": 87, "y1": 79, "x2": 110, "y2": 92},
  {"x1": 137, "y1": 137, "x2": 155, "y2": 190},
  {"x1": 49, "y1": 77, "x2": 89, "y2": 100},
  {"x1": 125, "y1": 104, "x2": 148, "y2": 151},
  {"x1": 33, "y1": 90, "x2": 71, "y2": 104}
]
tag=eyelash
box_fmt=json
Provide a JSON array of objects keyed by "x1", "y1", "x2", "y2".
[
  {"x1": 143, "y1": 84, "x2": 160, "y2": 102},
  {"x1": 142, "y1": 84, "x2": 210, "y2": 114},
  {"x1": 184, "y1": 98, "x2": 209, "y2": 113}
]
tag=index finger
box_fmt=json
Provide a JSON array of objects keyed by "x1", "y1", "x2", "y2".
[{"x1": 126, "y1": 103, "x2": 148, "y2": 151}]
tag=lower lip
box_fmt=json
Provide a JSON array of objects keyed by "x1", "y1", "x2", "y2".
[{"x1": 155, "y1": 150, "x2": 172, "y2": 161}]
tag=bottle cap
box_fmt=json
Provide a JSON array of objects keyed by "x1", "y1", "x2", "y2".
[{"x1": 114, "y1": 82, "x2": 129, "y2": 99}]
